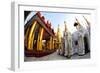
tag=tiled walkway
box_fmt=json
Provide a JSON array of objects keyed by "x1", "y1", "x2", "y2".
[{"x1": 24, "y1": 51, "x2": 90, "y2": 62}]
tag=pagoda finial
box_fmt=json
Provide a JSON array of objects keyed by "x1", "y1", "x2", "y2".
[
  {"x1": 64, "y1": 21, "x2": 67, "y2": 32},
  {"x1": 83, "y1": 16, "x2": 90, "y2": 26},
  {"x1": 36, "y1": 11, "x2": 41, "y2": 16},
  {"x1": 57, "y1": 24, "x2": 60, "y2": 32},
  {"x1": 57, "y1": 24, "x2": 61, "y2": 43}
]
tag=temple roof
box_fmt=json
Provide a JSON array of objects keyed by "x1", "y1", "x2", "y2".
[{"x1": 25, "y1": 11, "x2": 55, "y2": 37}]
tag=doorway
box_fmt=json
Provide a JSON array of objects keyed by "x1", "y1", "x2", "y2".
[{"x1": 84, "y1": 36, "x2": 90, "y2": 54}]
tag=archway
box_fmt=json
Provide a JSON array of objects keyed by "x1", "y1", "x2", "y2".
[{"x1": 84, "y1": 36, "x2": 90, "y2": 54}]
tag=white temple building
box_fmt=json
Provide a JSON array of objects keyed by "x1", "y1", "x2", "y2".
[
  {"x1": 72, "y1": 18, "x2": 90, "y2": 56},
  {"x1": 63, "y1": 21, "x2": 73, "y2": 58},
  {"x1": 58, "y1": 17, "x2": 90, "y2": 58}
]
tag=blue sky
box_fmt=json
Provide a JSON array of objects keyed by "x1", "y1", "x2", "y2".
[{"x1": 25, "y1": 11, "x2": 91, "y2": 37}]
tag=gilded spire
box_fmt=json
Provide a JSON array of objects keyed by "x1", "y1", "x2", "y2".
[
  {"x1": 58, "y1": 24, "x2": 60, "y2": 31},
  {"x1": 57, "y1": 24, "x2": 61, "y2": 43}
]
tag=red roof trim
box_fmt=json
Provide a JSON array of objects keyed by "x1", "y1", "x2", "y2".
[{"x1": 35, "y1": 11, "x2": 55, "y2": 35}]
